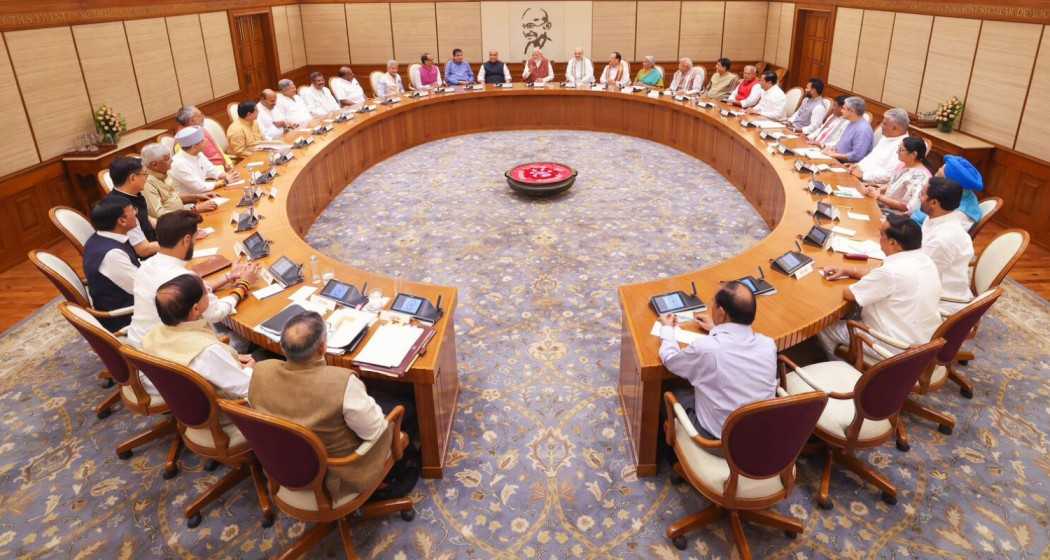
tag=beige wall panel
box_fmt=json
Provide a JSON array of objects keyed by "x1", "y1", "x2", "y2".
[
  {"x1": 480, "y1": 2, "x2": 511, "y2": 63},
  {"x1": 563, "y1": 1, "x2": 593, "y2": 61},
  {"x1": 721, "y1": 2, "x2": 766, "y2": 61},
  {"x1": 437, "y1": 2, "x2": 482, "y2": 62},
  {"x1": 880, "y1": 13, "x2": 932, "y2": 113},
  {"x1": 635, "y1": 1, "x2": 679, "y2": 61},
  {"x1": 125, "y1": 18, "x2": 182, "y2": 122},
  {"x1": 851, "y1": 10, "x2": 893, "y2": 101},
  {"x1": 166, "y1": 15, "x2": 214, "y2": 107},
  {"x1": 1015, "y1": 28, "x2": 1050, "y2": 160},
  {"x1": 5, "y1": 27, "x2": 94, "y2": 160},
  {"x1": 827, "y1": 7, "x2": 862, "y2": 90},
  {"x1": 391, "y1": 4, "x2": 438, "y2": 63},
  {"x1": 775, "y1": 3, "x2": 793, "y2": 68},
  {"x1": 917, "y1": 17, "x2": 980, "y2": 113},
  {"x1": 348, "y1": 3, "x2": 394, "y2": 64},
  {"x1": 763, "y1": 2, "x2": 780, "y2": 64},
  {"x1": 272, "y1": 6, "x2": 293, "y2": 73},
  {"x1": 960, "y1": 20, "x2": 1041, "y2": 146},
  {"x1": 0, "y1": 35, "x2": 40, "y2": 175},
  {"x1": 287, "y1": 5, "x2": 308, "y2": 68},
  {"x1": 592, "y1": 1, "x2": 636, "y2": 63},
  {"x1": 301, "y1": 4, "x2": 350, "y2": 65},
  {"x1": 71, "y1": 21, "x2": 146, "y2": 130},
  {"x1": 678, "y1": 1, "x2": 723, "y2": 62},
  {"x1": 200, "y1": 12, "x2": 239, "y2": 97}
]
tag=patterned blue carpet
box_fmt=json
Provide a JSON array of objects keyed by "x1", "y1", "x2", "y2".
[{"x1": 1, "y1": 130, "x2": 1047, "y2": 559}]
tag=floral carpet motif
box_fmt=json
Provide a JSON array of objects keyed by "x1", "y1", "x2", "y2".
[{"x1": 0, "y1": 131, "x2": 1047, "y2": 559}]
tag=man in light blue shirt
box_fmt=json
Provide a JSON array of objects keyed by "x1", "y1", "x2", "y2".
[
  {"x1": 823, "y1": 96, "x2": 874, "y2": 163},
  {"x1": 658, "y1": 281, "x2": 777, "y2": 439},
  {"x1": 444, "y1": 48, "x2": 475, "y2": 85}
]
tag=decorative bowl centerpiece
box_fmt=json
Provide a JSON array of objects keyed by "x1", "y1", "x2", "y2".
[{"x1": 505, "y1": 162, "x2": 577, "y2": 197}]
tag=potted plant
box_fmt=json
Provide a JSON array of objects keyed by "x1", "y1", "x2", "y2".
[
  {"x1": 93, "y1": 105, "x2": 127, "y2": 146},
  {"x1": 935, "y1": 96, "x2": 963, "y2": 133}
]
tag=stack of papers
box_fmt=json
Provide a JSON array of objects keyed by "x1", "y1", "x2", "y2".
[
  {"x1": 831, "y1": 237, "x2": 886, "y2": 260},
  {"x1": 353, "y1": 323, "x2": 424, "y2": 368},
  {"x1": 649, "y1": 321, "x2": 703, "y2": 345}
]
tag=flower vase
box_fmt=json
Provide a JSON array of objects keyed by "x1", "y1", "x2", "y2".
[{"x1": 937, "y1": 121, "x2": 953, "y2": 133}]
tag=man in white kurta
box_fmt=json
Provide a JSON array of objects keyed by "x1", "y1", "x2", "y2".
[
  {"x1": 256, "y1": 89, "x2": 285, "y2": 140},
  {"x1": 376, "y1": 60, "x2": 405, "y2": 98},
  {"x1": 747, "y1": 70, "x2": 786, "y2": 119},
  {"x1": 169, "y1": 127, "x2": 224, "y2": 196},
  {"x1": 920, "y1": 178, "x2": 975, "y2": 314},
  {"x1": 669, "y1": 58, "x2": 705, "y2": 94},
  {"x1": 850, "y1": 107, "x2": 910, "y2": 184},
  {"x1": 332, "y1": 67, "x2": 367, "y2": 106},
  {"x1": 300, "y1": 71, "x2": 340, "y2": 117},
  {"x1": 599, "y1": 52, "x2": 630, "y2": 88},
  {"x1": 565, "y1": 48, "x2": 594, "y2": 86},
  {"x1": 273, "y1": 79, "x2": 311, "y2": 127}
]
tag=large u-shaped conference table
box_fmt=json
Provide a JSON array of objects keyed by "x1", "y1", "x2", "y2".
[{"x1": 199, "y1": 86, "x2": 878, "y2": 479}]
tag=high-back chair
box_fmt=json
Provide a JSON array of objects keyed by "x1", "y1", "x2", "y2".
[
  {"x1": 96, "y1": 169, "x2": 114, "y2": 196},
  {"x1": 969, "y1": 196, "x2": 1003, "y2": 239},
  {"x1": 219, "y1": 400, "x2": 415, "y2": 559},
  {"x1": 782, "y1": 86, "x2": 803, "y2": 119},
  {"x1": 662, "y1": 391, "x2": 827, "y2": 558},
  {"x1": 121, "y1": 346, "x2": 274, "y2": 528},
  {"x1": 408, "y1": 63, "x2": 422, "y2": 90},
  {"x1": 202, "y1": 117, "x2": 228, "y2": 151},
  {"x1": 29, "y1": 250, "x2": 133, "y2": 329},
  {"x1": 226, "y1": 102, "x2": 239, "y2": 124},
  {"x1": 369, "y1": 71, "x2": 384, "y2": 98},
  {"x1": 972, "y1": 228, "x2": 1028, "y2": 294},
  {"x1": 158, "y1": 135, "x2": 175, "y2": 154},
  {"x1": 780, "y1": 339, "x2": 945, "y2": 509},
  {"x1": 58, "y1": 303, "x2": 182, "y2": 475},
  {"x1": 49, "y1": 206, "x2": 95, "y2": 255}
]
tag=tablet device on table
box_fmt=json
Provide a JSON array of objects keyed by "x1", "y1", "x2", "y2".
[
  {"x1": 803, "y1": 225, "x2": 832, "y2": 248},
  {"x1": 771, "y1": 251, "x2": 813, "y2": 276},
  {"x1": 268, "y1": 256, "x2": 303, "y2": 288},
  {"x1": 241, "y1": 232, "x2": 270, "y2": 260},
  {"x1": 391, "y1": 293, "x2": 443, "y2": 323},
  {"x1": 737, "y1": 275, "x2": 776, "y2": 296},
  {"x1": 319, "y1": 279, "x2": 368, "y2": 308},
  {"x1": 649, "y1": 289, "x2": 706, "y2": 315}
]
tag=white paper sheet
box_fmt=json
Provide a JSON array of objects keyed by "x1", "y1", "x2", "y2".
[
  {"x1": 192, "y1": 247, "x2": 219, "y2": 259},
  {"x1": 252, "y1": 283, "x2": 284, "y2": 300},
  {"x1": 354, "y1": 323, "x2": 424, "y2": 368},
  {"x1": 649, "y1": 321, "x2": 703, "y2": 345},
  {"x1": 833, "y1": 187, "x2": 864, "y2": 199},
  {"x1": 847, "y1": 212, "x2": 871, "y2": 222}
]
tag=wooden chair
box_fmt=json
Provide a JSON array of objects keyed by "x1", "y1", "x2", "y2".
[
  {"x1": 49, "y1": 206, "x2": 95, "y2": 255},
  {"x1": 226, "y1": 102, "x2": 239, "y2": 124},
  {"x1": 969, "y1": 196, "x2": 1003, "y2": 240},
  {"x1": 662, "y1": 391, "x2": 827, "y2": 558},
  {"x1": 58, "y1": 303, "x2": 182, "y2": 476},
  {"x1": 158, "y1": 135, "x2": 175, "y2": 154},
  {"x1": 96, "y1": 169, "x2": 114, "y2": 196},
  {"x1": 218, "y1": 400, "x2": 415, "y2": 559},
  {"x1": 408, "y1": 63, "x2": 422, "y2": 90},
  {"x1": 121, "y1": 346, "x2": 275, "y2": 528},
  {"x1": 782, "y1": 86, "x2": 803, "y2": 119},
  {"x1": 780, "y1": 339, "x2": 945, "y2": 509},
  {"x1": 369, "y1": 71, "x2": 384, "y2": 98},
  {"x1": 203, "y1": 117, "x2": 228, "y2": 151},
  {"x1": 29, "y1": 250, "x2": 133, "y2": 327}
]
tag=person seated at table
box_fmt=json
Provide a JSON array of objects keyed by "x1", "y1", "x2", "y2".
[
  {"x1": 849, "y1": 108, "x2": 910, "y2": 183},
  {"x1": 919, "y1": 177, "x2": 974, "y2": 314},
  {"x1": 702, "y1": 58, "x2": 737, "y2": 100},
  {"x1": 565, "y1": 47, "x2": 594, "y2": 86},
  {"x1": 414, "y1": 53, "x2": 444, "y2": 90},
  {"x1": 225, "y1": 101, "x2": 264, "y2": 160},
  {"x1": 658, "y1": 281, "x2": 777, "y2": 441},
  {"x1": 256, "y1": 89, "x2": 287, "y2": 140},
  {"x1": 806, "y1": 95, "x2": 849, "y2": 148},
  {"x1": 633, "y1": 56, "x2": 663, "y2": 87},
  {"x1": 142, "y1": 274, "x2": 254, "y2": 399},
  {"x1": 861, "y1": 136, "x2": 931, "y2": 214},
  {"x1": 376, "y1": 60, "x2": 405, "y2": 98},
  {"x1": 477, "y1": 50, "x2": 511, "y2": 84},
  {"x1": 331, "y1": 67, "x2": 366, "y2": 107},
  {"x1": 669, "y1": 58, "x2": 704, "y2": 94},
  {"x1": 84, "y1": 198, "x2": 141, "y2": 332},
  {"x1": 174, "y1": 105, "x2": 231, "y2": 168},
  {"x1": 444, "y1": 48, "x2": 474, "y2": 85},
  {"x1": 170, "y1": 127, "x2": 231, "y2": 196},
  {"x1": 822, "y1": 96, "x2": 874, "y2": 163},
  {"x1": 599, "y1": 51, "x2": 630, "y2": 88},
  {"x1": 273, "y1": 79, "x2": 312, "y2": 128},
  {"x1": 140, "y1": 143, "x2": 216, "y2": 219},
  {"x1": 727, "y1": 65, "x2": 760, "y2": 108},
  {"x1": 746, "y1": 70, "x2": 786, "y2": 119},
  {"x1": 104, "y1": 157, "x2": 158, "y2": 259},
  {"x1": 523, "y1": 48, "x2": 554, "y2": 84},
  {"x1": 788, "y1": 78, "x2": 827, "y2": 134},
  {"x1": 300, "y1": 71, "x2": 340, "y2": 117},
  {"x1": 913, "y1": 155, "x2": 984, "y2": 230},
  {"x1": 249, "y1": 311, "x2": 407, "y2": 501},
  {"x1": 818, "y1": 214, "x2": 941, "y2": 360}
]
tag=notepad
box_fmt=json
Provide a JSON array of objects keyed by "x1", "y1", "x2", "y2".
[
  {"x1": 748, "y1": 119, "x2": 786, "y2": 129},
  {"x1": 211, "y1": 196, "x2": 229, "y2": 207},
  {"x1": 831, "y1": 237, "x2": 886, "y2": 260},
  {"x1": 847, "y1": 212, "x2": 871, "y2": 222},
  {"x1": 353, "y1": 323, "x2": 425, "y2": 368},
  {"x1": 200, "y1": 227, "x2": 215, "y2": 236},
  {"x1": 192, "y1": 247, "x2": 219, "y2": 259},
  {"x1": 289, "y1": 286, "x2": 317, "y2": 302},
  {"x1": 831, "y1": 226, "x2": 856, "y2": 237},
  {"x1": 252, "y1": 283, "x2": 285, "y2": 301},
  {"x1": 649, "y1": 321, "x2": 703, "y2": 345},
  {"x1": 832, "y1": 187, "x2": 864, "y2": 199}
]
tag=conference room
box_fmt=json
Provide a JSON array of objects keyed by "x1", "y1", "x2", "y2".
[{"x1": 1, "y1": 0, "x2": 1048, "y2": 558}]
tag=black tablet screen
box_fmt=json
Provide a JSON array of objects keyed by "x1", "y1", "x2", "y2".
[
  {"x1": 393, "y1": 295, "x2": 423, "y2": 314},
  {"x1": 739, "y1": 277, "x2": 757, "y2": 292},
  {"x1": 272, "y1": 258, "x2": 294, "y2": 275},
  {"x1": 779, "y1": 253, "x2": 801, "y2": 269},
  {"x1": 325, "y1": 282, "x2": 350, "y2": 300},
  {"x1": 655, "y1": 293, "x2": 684, "y2": 312}
]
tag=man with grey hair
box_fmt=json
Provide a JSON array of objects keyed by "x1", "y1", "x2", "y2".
[
  {"x1": 170, "y1": 126, "x2": 231, "y2": 195},
  {"x1": 375, "y1": 60, "x2": 405, "y2": 98},
  {"x1": 273, "y1": 78, "x2": 311, "y2": 127},
  {"x1": 256, "y1": 88, "x2": 286, "y2": 139},
  {"x1": 669, "y1": 57, "x2": 705, "y2": 94},
  {"x1": 331, "y1": 67, "x2": 366, "y2": 106},
  {"x1": 300, "y1": 71, "x2": 340, "y2": 117},
  {"x1": 564, "y1": 47, "x2": 594, "y2": 86},
  {"x1": 248, "y1": 311, "x2": 399, "y2": 500},
  {"x1": 823, "y1": 96, "x2": 874, "y2": 163},
  {"x1": 140, "y1": 143, "x2": 217, "y2": 219},
  {"x1": 850, "y1": 107, "x2": 911, "y2": 183},
  {"x1": 174, "y1": 105, "x2": 229, "y2": 168}
]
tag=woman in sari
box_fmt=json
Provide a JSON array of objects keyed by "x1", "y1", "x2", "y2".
[
  {"x1": 633, "y1": 55, "x2": 663, "y2": 87},
  {"x1": 862, "y1": 136, "x2": 931, "y2": 214}
]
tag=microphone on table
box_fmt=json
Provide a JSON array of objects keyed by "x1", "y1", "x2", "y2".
[
  {"x1": 794, "y1": 240, "x2": 803, "y2": 253},
  {"x1": 758, "y1": 266, "x2": 765, "y2": 280}
]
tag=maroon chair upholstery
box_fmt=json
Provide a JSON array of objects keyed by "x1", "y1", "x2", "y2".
[
  {"x1": 663, "y1": 391, "x2": 828, "y2": 558},
  {"x1": 120, "y1": 346, "x2": 274, "y2": 529},
  {"x1": 219, "y1": 400, "x2": 414, "y2": 559},
  {"x1": 57, "y1": 303, "x2": 180, "y2": 475},
  {"x1": 781, "y1": 338, "x2": 946, "y2": 509}
]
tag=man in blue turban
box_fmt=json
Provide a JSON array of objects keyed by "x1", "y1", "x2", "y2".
[{"x1": 912, "y1": 155, "x2": 983, "y2": 228}]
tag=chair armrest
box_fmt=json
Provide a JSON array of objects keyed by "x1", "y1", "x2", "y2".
[
  {"x1": 779, "y1": 353, "x2": 855, "y2": 399},
  {"x1": 328, "y1": 405, "x2": 406, "y2": 467},
  {"x1": 939, "y1": 295, "x2": 972, "y2": 304},
  {"x1": 85, "y1": 305, "x2": 134, "y2": 319},
  {"x1": 672, "y1": 403, "x2": 721, "y2": 449},
  {"x1": 848, "y1": 320, "x2": 909, "y2": 351}
]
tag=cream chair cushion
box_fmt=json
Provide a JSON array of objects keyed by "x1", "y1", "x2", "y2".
[
  {"x1": 674, "y1": 419, "x2": 786, "y2": 500},
  {"x1": 37, "y1": 252, "x2": 90, "y2": 304},
  {"x1": 784, "y1": 361, "x2": 892, "y2": 442},
  {"x1": 783, "y1": 87, "x2": 803, "y2": 119},
  {"x1": 974, "y1": 231, "x2": 1024, "y2": 293},
  {"x1": 202, "y1": 118, "x2": 228, "y2": 151},
  {"x1": 226, "y1": 102, "x2": 239, "y2": 124},
  {"x1": 276, "y1": 486, "x2": 359, "y2": 511},
  {"x1": 121, "y1": 383, "x2": 166, "y2": 407},
  {"x1": 184, "y1": 419, "x2": 246, "y2": 449},
  {"x1": 54, "y1": 208, "x2": 95, "y2": 249},
  {"x1": 408, "y1": 63, "x2": 422, "y2": 90}
]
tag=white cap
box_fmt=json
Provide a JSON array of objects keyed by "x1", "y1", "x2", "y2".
[{"x1": 175, "y1": 126, "x2": 204, "y2": 148}]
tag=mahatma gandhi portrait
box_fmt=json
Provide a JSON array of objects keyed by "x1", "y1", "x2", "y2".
[{"x1": 521, "y1": 8, "x2": 552, "y2": 55}]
